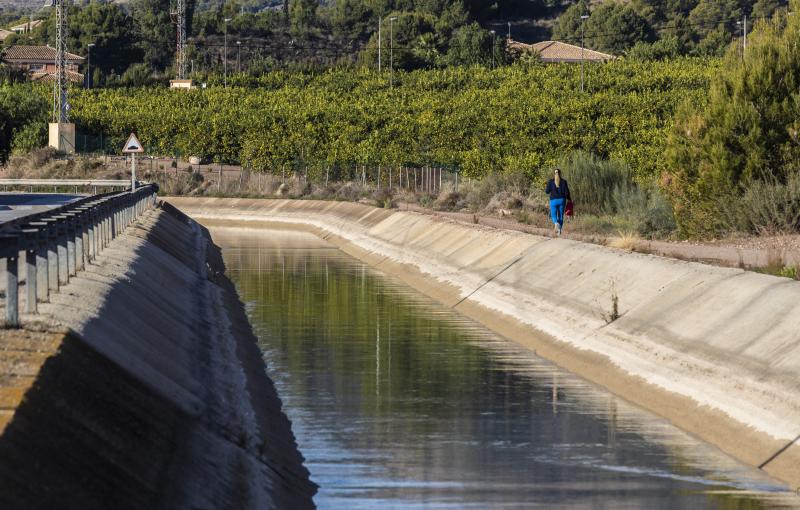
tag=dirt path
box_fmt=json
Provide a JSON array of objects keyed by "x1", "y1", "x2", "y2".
[{"x1": 398, "y1": 202, "x2": 800, "y2": 270}]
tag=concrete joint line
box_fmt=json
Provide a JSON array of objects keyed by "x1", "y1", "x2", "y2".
[
  {"x1": 452, "y1": 249, "x2": 531, "y2": 309},
  {"x1": 758, "y1": 432, "x2": 800, "y2": 471}
]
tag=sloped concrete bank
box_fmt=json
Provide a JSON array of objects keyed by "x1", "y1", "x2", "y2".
[
  {"x1": 0, "y1": 202, "x2": 316, "y2": 509},
  {"x1": 168, "y1": 197, "x2": 800, "y2": 491}
]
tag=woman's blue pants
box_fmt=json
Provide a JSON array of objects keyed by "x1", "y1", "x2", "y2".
[{"x1": 549, "y1": 198, "x2": 565, "y2": 227}]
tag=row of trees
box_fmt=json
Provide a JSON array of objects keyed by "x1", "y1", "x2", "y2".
[
  {"x1": 52, "y1": 59, "x2": 710, "y2": 182},
  {"x1": 554, "y1": 0, "x2": 787, "y2": 57},
  {"x1": 5, "y1": 0, "x2": 782, "y2": 84},
  {"x1": 666, "y1": 5, "x2": 800, "y2": 236}
]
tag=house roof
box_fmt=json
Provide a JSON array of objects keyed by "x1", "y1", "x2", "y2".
[
  {"x1": 2, "y1": 45, "x2": 84, "y2": 64},
  {"x1": 509, "y1": 40, "x2": 615, "y2": 62},
  {"x1": 31, "y1": 69, "x2": 84, "y2": 83},
  {"x1": 9, "y1": 20, "x2": 43, "y2": 32}
]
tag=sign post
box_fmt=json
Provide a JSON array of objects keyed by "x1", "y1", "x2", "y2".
[{"x1": 122, "y1": 132, "x2": 144, "y2": 191}]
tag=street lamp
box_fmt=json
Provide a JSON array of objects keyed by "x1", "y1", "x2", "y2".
[
  {"x1": 85, "y1": 42, "x2": 95, "y2": 89},
  {"x1": 224, "y1": 17, "x2": 232, "y2": 87},
  {"x1": 236, "y1": 40, "x2": 241, "y2": 73},
  {"x1": 390, "y1": 16, "x2": 397, "y2": 87},
  {"x1": 580, "y1": 14, "x2": 589, "y2": 93},
  {"x1": 507, "y1": 21, "x2": 511, "y2": 40},
  {"x1": 489, "y1": 30, "x2": 496, "y2": 69}
]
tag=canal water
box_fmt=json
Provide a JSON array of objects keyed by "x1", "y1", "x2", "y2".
[{"x1": 213, "y1": 227, "x2": 796, "y2": 510}]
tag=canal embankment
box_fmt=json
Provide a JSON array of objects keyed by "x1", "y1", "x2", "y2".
[
  {"x1": 0, "y1": 201, "x2": 316, "y2": 509},
  {"x1": 167, "y1": 196, "x2": 800, "y2": 492}
]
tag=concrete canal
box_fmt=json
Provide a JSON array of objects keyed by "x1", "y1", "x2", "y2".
[{"x1": 211, "y1": 226, "x2": 795, "y2": 509}]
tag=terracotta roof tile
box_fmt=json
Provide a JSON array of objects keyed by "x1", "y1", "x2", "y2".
[
  {"x1": 509, "y1": 40, "x2": 614, "y2": 62},
  {"x1": 31, "y1": 70, "x2": 84, "y2": 83},
  {"x1": 2, "y1": 45, "x2": 84, "y2": 63}
]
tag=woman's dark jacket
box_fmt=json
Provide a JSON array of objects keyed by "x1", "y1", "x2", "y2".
[{"x1": 545, "y1": 179, "x2": 571, "y2": 201}]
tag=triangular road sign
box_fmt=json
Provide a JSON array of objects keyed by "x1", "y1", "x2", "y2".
[{"x1": 122, "y1": 132, "x2": 144, "y2": 153}]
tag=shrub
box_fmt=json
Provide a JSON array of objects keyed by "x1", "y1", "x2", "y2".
[
  {"x1": 665, "y1": 8, "x2": 800, "y2": 236},
  {"x1": 720, "y1": 171, "x2": 800, "y2": 234},
  {"x1": 433, "y1": 183, "x2": 463, "y2": 211},
  {"x1": 556, "y1": 151, "x2": 633, "y2": 215},
  {"x1": 614, "y1": 185, "x2": 676, "y2": 236}
]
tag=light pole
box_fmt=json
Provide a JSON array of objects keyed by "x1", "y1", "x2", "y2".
[
  {"x1": 224, "y1": 17, "x2": 231, "y2": 87},
  {"x1": 507, "y1": 21, "x2": 511, "y2": 40},
  {"x1": 580, "y1": 14, "x2": 589, "y2": 93},
  {"x1": 236, "y1": 40, "x2": 241, "y2": 73},
  {"x1": 390, "y1": 16, "x2": 397, "y2": 87},
  {"x1": 85, "y1": 42, "x2": 95, "y2": 89},
  {"x1": 489, "y1": 30, "x2": 496, "y2": 69}
]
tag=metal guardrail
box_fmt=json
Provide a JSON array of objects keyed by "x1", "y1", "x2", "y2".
[
  {"x1": 0, "y1": 179, "x2": 134, "y2": 194},
  {"x1": 0, "y1": 184, "x2": 159, "y2": 327}
]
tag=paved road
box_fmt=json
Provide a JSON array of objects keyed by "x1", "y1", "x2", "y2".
[{"x1": 0, "y1": 193, "x2": 82, "y2": 225}]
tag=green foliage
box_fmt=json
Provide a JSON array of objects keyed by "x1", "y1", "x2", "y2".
[
  {"x1": 585, "y1": 3, "x2": 654, "y2": 55},
  {"x1": 290, "y1": 0, "x2": 317, "y2": 34},
  {"x1": 131, "y1": 0, "x2": 175, "y2": 70},
  {"x1": 627, "y1": 35, "x2": 683, "y2": 61},
  {"x1": 57, "y1": 58, "x2": 711, "y2": 182},
  {"x1": 719, "y1": 171, "x2": 800, "y2": 234},
  {"x1": 0, "y1": 84, "x2": 49, "y2": 163},
  {"x1": 444, "y1": 22, "x2": 493, "y2": 67},
  {"x1": 556, "y1": 150, "x2": 634, "y2": 215},
  {"x1": 0, "y1": 64, "x2": 26, "y2": 85},
  {"x1": 665, "y1": 6, "x2": 800, "y2": 236},
  {"x1": 558, "y1": 150, "x2": 675, "y2": 235},
  {"x1": 557, "y1": 0, "x2": 786, "y2": 59}
]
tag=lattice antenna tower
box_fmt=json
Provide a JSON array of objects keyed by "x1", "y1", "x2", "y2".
[
  {"x1": 171, "y1": 0, "x2": 188, "y2": 79},
  {"x1": 52, "y1": 0, "x2": 69, "y2": 123}
]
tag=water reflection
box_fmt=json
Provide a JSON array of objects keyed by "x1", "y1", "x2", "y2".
[{"x1": 211, "y1": 227, "x2": 796, "y2": 510}]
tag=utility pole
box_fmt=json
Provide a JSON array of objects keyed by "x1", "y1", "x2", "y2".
[
  {"x1": 378, "y1": 17, "x2": 382, "y2": 72},
  {"x1": 737, "y1": 20, "x2": 743, "y2": 59},
  {"x1": 744, "y1": 15, "x2": 747, "y2": 55},
  {"x1": 580, "y1": 14, "x2": 589, "y2": 93},
  {"x1": 85, "y1": 42, "x2": 95, "y2": 89},
  {"x1": 224, "y1": 18, "x2": 231, "y2": 87},
  {"x1": 236, "y1": 40, "x2": 241, "y2": 73},
  {"x1": 390, "y1": 17, "x2": 397, "y2": 87},
  {"x1": 490, "y1": 30, "x2": 496, "y2": 69},
  {"x1": 53, "y1": 0, "x2": 68, "y2": 123},
  {"x1": 172, "y1": 0, "x2": 187, "y2": 79}
]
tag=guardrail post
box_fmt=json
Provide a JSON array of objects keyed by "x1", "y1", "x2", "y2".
[
  {"x1": 48, "y1": 226, "x2": 59, "y2": 293},
  {"x1": 57, "y1": 220, "x2": 69, "y2": 286},
  {"x1": 75, "y1": 213, "x2": 85, "y2": 272},
  {"x1": 66, "y1": 216, "x2": 77, "y2": 277},
  {"x1": 6, "y1": 249, "x2": 19, "y2": 327},
  {"x1": 111, "y1": 206, "x2": 117, "y2": 240},
  {"x1": 87, "y1": 209, "x2": 95, "y2": 263},
  {"x1": 102, "y1": 206, "x2": 109, "y2": 248},
  {"x1": 25, "y1": 240, "x2": 37, "y2": 314},
  {"x1": 36, "y1": 229, "x2": 48, "y2": 303}
]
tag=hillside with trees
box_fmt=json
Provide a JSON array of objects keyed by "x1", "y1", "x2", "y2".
[{"x1": 1, "y1": 0, "x2": 787, "y2": 83}]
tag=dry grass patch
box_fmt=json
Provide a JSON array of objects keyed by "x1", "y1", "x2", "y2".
[{"x1": 608, "y1": 230, "x2": 642, "y2": 251}]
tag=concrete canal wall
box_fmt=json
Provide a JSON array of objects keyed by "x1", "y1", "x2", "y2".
[
  {"x1": 0, "y1": 202, "x2": 316, "y2": 509},
  {"x1": 167, "y1": 197, "x2": 800, "y2": 491}
]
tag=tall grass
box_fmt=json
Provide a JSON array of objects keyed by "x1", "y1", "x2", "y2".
[
  {"x1": 557, "y1": 151, "x2": 676, "y2": 237},
  {"x1": 557, "y1": 151, "x2": 632, "y2": 215},
  {"x1": 720, "y1": 171, "x2": 800, "y2": 234}
]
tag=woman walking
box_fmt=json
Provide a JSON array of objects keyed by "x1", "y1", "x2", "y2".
[{"x1": 545, "y1": 168, "x2": 571, "y2": 236}]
